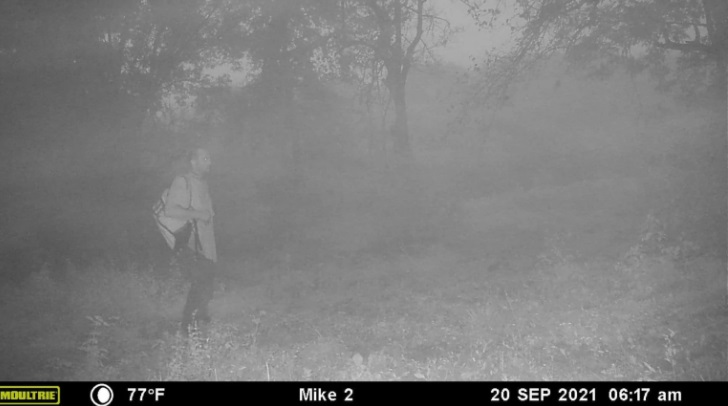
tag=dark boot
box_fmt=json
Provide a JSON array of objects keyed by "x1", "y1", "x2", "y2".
[
  {"x1": 182, "y1": 285, "x2": 202, "y2": 329},
  {"x1": 197, "y1": 273, "x2": 215, "y2": 323},
  {"x1": 182, "y1": 274, "x2": 214, "y2": 327},
  {"x1": 180, "y1": 250, "x2": 216, "y2": 331}
]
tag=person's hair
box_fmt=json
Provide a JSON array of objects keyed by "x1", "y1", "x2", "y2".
[
  {"x1": 168, "y1": 143, "x2": 209, "y2": 177},
  {"x1": 170, "y1": 148, "x2": 200, "y2": 176}
]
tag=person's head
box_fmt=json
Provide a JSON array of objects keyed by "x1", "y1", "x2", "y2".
[{"x1": 189, "y1": 147, "x2": 212, "y2": 177}]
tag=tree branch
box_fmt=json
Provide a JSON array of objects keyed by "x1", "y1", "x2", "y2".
[
  {"x1": 419, "y1": 37, "x2": 437, "y2": 61},
  {"x1": 395, "y1": 0, "x2": 402, "y2": 60},
  {"x1": 405, "y1": 0, "x2": 425, "y2": 62}
]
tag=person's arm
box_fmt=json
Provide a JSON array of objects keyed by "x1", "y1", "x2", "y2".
[{"x1": 164, "y1": 176, "x2": 211, "y2": 222}]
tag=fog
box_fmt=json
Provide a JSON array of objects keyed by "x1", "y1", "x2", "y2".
[
  {"x1": 4, "y1": 58, "x2": 722, "y2": 277},
  {"x1": 0, "y1": 4, "x2": 726, "y2": 382}
]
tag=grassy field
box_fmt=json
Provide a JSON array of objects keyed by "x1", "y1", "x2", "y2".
[{"x1": 1, "y1": 167, "x2": 724, "y2": 382}]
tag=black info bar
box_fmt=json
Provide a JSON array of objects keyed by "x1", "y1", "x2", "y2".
[{"x1": 0, "y1": 382, "x2": 719, "y2": 405}]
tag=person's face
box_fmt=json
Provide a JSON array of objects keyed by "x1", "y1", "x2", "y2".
[{"x1": 192, "y1": 149, "x2": 212, "y2": 175}]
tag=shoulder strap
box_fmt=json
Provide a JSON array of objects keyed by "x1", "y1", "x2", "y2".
[
  {"x1": 185, "y1": 175, "x2": 204, "y2": 255},
  {"x1": 183, "y1": 175, "x2": 193, "y2": 209},
  {"x1": 192, "y1": 220, "x2": 203, "y2": 255}
]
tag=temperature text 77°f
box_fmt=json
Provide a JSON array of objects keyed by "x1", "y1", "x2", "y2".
[{"x1": 128, "y1": 388, "x2": 166, "y2": 402}]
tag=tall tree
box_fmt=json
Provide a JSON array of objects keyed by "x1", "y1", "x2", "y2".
[{"x1": 338, "y1": 0, "x2": 453, "y2": 157}]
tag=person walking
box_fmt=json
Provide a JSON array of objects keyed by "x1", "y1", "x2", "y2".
[{"x1": 159, "y1": 147, "x2": 217, "y2": 334}]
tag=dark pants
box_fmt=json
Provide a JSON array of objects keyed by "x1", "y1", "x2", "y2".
[{"x1": 177, "y1": 248, "x2": 215, "y2": 332}]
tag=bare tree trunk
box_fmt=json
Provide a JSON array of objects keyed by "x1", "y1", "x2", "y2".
[
  {"x1": 388, "y1": 0, "x2": 413, "y2": 159},
  {"x1": 390, "y1": 78, "x2": 411, "y2": 156}
]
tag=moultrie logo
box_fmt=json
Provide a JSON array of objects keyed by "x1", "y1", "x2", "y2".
[{"x1": 0, "y1": 386, "x2": 60, "y2": 405}]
